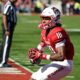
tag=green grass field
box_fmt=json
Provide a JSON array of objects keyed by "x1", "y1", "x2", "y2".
[{"x1": 0, "y1": 14, "x2": 80, "y2": 80}]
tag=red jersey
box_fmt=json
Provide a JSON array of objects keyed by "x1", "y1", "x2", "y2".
[{"x1": 41, "y1": 26, "x2": 74, "y2": 60}]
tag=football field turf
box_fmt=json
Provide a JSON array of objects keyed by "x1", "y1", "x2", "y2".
[{"x1": 0, "y1": 14, "x2": 80, "y2": 80}]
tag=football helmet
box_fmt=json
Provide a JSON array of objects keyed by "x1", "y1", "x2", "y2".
[{"x1": 38, "y1": 6, "x2": 61, "y2": 29}]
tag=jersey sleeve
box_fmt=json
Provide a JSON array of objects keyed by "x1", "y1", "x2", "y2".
[
  {"x1": 3, "y1": 4, "x2": 11, "y2": 15},
  {"x1": 51, "y1": 31, "x2": 66, "y2": 44}
]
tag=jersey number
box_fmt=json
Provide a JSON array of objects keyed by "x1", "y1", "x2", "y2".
[{"x1": 56, "y1": 32, "x2": 62, "y2": 39}]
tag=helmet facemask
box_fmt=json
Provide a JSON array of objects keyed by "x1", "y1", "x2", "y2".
[{"x1": 38, "y1": 16, "x2": 57, "y2": 30}]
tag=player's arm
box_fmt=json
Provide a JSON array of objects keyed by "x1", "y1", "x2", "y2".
[
  {"x1": 48, "y1": 31, "x2": 66, "y2": 61},
  {"x1": 50, "y1": 45, "x2": 65, "y2": 61},
  {"x1": 37, "y1": 41, "x2": 46, "y2": 52},
  {"x1": 28, "y1": 41, "x2": 65, "y2": 64},
  {"x1": 40, "y1": 40, "x2": 65, "y2": 61}
]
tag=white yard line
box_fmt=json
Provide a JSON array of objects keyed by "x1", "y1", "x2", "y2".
[
  {"x1": 0, "y1": 67, "x2": 25, "y2": 74},
  {"x1": 66, "y1": 29, "x2": 80, "y2": 32},
  {"x1": 66, "y1": 75, "x2": 75, "y2": 79}
]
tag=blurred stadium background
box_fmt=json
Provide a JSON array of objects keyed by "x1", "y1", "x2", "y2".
[{"x1": 0, "y1": 0, "x2": 80, "y2": 80}]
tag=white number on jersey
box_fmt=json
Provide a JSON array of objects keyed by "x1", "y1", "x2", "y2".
[{"x1": 56, "y1": 32, "x2": 63, "y2": 39}]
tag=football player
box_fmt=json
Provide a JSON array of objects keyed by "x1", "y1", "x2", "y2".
[{"x1": 29, "y1": 6, "x2": 74, "y2": 80}]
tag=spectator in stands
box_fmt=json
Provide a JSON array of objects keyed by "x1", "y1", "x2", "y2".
[
  {"x1": 61, "y1": 0, "x2": 68, "y2": 15},
  {"x1": 30, "y1": 0, "x2": 35, "y2": 12},
  {"x1": 66, "y1": 0, "x2": 74, "y2": 15},
  {"x1": 18, "y1": 0, "x2": 31, "y2": 13},
  {"x1": 34, "y1": 0, "x2": 44, "y2": 13},
  {"x1": 74, "y1": 1, "x2": 80, "y2": 14}
]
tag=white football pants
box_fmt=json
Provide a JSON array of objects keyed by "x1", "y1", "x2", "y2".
[{"x1": 31, "y1": 59, "x2": 73, "y2": 80}]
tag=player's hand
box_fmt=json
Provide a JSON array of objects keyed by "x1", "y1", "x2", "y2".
[{"x1": 28, "y1": 48, "x2": 42, "y2": 64}]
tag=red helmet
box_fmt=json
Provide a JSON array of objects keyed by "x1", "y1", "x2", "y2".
[{"x1": 38, "y1": 6, "x2": 61, "y2": 29}]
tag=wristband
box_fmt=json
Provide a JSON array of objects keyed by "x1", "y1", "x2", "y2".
[
  {"x1": 37, "y1": 42, "x2": 45, "y2": 51},
  {"x1": 41, "y1": 54, "x2": 50, "y2": 60}
]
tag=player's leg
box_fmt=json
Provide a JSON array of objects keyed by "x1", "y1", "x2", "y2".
[
  {"x1": 47, "y1": 60, "x2": 73, "y2": 80},
  {"x1": 30, "y1": 60, "x2": 73, "y2": 80},
  {"x1": 56, "y1": 66, "x2": 71, "y2": 79},
  {"x1": 30, "y1": 67, "x2": 43, "y2": 80},
  {"x1": 30, "y1": 63, "x2": 61, "y2": 80},
  {"x1": 47, "y1": 66, "x2": 71, "y2": 80}
]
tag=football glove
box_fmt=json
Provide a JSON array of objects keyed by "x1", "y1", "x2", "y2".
[{"x1": 28, "y1": 48, "x2": 42, "y2": 64}]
